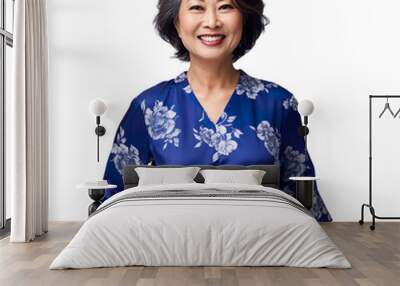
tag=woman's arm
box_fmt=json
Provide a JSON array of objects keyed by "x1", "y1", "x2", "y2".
[
  {"x1": 102, "y1": 97, "x2": 152, "y2": 200},
  {"x1": 279, "y1": 95, "x2": 332, "y2": 222}
]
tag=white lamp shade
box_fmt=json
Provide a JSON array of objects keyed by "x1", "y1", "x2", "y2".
[
  {"x1": 298, "y1": 99, "x2": 314, "y2": 116},
  {"x1": 89, "y1": 98, "x2": 107, "y2": 116}
]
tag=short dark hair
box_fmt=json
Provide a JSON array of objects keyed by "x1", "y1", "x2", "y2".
[{"x1": 153, "y1": 0, "x2": 269, "y2": 62}]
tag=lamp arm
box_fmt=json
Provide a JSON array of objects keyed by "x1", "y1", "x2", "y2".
[
  {"x1": 96, "y1": 117, "x2": 100, "y2": 162},
  {"x1": 298, "y1": 115, "x2": 310, "y2": 162},
  {"x1": 97, "y1": 126, "x2": 100, "y2": 162},
  {"x1": 94, "y1": 116, "x2": 106, "y2": 162}
]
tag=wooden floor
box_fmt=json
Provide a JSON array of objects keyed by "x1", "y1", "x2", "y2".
[{"x1": 0, "y1": 222, "x2": 399, "y2": 286}]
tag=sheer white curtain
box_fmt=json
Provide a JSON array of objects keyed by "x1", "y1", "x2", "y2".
[{"x1": 10, "y1": 0, "x2": 49, "y2": 242}]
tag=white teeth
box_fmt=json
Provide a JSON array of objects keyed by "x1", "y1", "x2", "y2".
[{"x1": 199, "y1": 35, "x2": 224, "y2": 42}]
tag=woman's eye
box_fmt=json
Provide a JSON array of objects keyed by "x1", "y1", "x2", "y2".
[
  {"x1": 219, "y1": 4, "x2": 234, "y2": 10},
  {"x1": 189, "y1": 5, "x2": 204, "y2": 11}
]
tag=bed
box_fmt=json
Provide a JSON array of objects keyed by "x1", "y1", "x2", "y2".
[{"x1": 50, "y1": 165, "x2": 350, "y2": 269}]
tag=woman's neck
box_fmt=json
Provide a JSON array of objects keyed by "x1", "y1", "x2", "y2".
[{"x1": 187, "y1": 58, "x2": 239, "y2": 92}]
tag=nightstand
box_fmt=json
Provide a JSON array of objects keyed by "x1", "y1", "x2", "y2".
[
  {"x1": 289, "y1": 177, "x2": 318, "y2": 210},
  {"x1": 77, "y1": 184, "x2": 117, "y2": 216}
]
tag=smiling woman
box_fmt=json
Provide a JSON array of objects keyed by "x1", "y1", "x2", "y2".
[
  {"x1": 102, "y1": 0, "x2": 332, "y2": 221},
  {"x1": 175, "y1": 0, "x2": 243, "y2": 68},
  {"x1": 154, "y1": 0, "x2": 269, "y2": 62}
]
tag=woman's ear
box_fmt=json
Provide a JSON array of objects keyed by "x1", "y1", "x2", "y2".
[{"x1": 174, "y1": 19, "x2": 181, "y2": 37}]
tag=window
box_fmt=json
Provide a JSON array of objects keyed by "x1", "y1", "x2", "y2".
[{"x1": 0, "y1": 0, "x2": 14, "y2": 233}]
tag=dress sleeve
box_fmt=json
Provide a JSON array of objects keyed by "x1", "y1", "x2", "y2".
[
  {"x1": 102, "y1": 97, "x2": 152, "y2": 200},
  {"x1": 279, "y1": 96, "x2": 332, "y2": 222}
]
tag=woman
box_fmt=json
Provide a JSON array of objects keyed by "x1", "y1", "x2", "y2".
[{"x1": 103, "y1": 0, "x2": 332, "y2": 221}]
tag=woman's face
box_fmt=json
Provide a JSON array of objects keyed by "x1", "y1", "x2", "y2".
[{"x1": 175, "y1": 0, "x2": 243, "y2": 62}]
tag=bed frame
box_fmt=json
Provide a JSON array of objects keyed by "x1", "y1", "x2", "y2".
[{"x1": 123, "y1": 165, "x2": 280, "y2": 190}]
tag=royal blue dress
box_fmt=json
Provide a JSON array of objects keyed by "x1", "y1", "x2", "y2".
[{"x1": 103, "y1": 70, "x2": 332, "y2": 221}]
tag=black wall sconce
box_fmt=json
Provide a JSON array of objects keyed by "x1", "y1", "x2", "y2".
[
  {"x1": 89, "y1": 98, "x2": 107, "y2": 162},
  {"x1": 297, "y1": 99, "x2": 315, "y2": 160}
]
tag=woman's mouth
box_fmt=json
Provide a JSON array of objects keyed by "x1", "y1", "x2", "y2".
[{"x1": 197, "y1": 34, "x2": 226, "y2": 46}]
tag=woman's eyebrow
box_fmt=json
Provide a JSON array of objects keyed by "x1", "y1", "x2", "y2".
[
  {"x1": 186, "y1": 0, "x2": 228, "y2": 3},
  {"x1": 185, "y1": 0, "x2": 229, "y2": 4},
  {"x1": 185, "y1": 0, "x2": 203, "y2": 4}
]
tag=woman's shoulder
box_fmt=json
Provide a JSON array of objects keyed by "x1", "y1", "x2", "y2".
[
  {"x1": 129, "y1": 75, "x2": 181, "y2": 108},
  {"x1": 239, "y1": 71, "x2": 298, "y2": 111},
  {"x1": 129, "y1": 71, "x2": 297, "y2": 109},
  {"x1": 239, "y1": 71, "x2": 294, "y2": 102}
]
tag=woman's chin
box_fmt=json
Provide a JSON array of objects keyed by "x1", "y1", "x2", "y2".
[{"x1": 191, "y1": 51, "x2": 232, "y2": 63}]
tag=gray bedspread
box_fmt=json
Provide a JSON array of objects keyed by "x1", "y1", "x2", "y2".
[{"x1": 50, "y1": 183, "x2": 351, "y2": 269}]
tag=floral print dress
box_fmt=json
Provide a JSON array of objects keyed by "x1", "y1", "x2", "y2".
[{"x1": 103, "y1": 70, "x2": 332, "y2": 222}]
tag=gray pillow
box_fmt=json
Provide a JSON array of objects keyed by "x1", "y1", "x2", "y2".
[
  {"x1": 135, "y1": 167, "x2": 201, "y2": 186},
  {"x1": 200, "y1": 169, "x2": 266, "y2": 185}
]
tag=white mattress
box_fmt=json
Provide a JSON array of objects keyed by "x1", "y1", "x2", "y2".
[{"x1": 50, "y1": 183, "x2": 350, "y2": 269}]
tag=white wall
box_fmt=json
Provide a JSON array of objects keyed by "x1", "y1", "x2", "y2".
[{"x1": 48, "y1": 0, "x2": 400, "y2": 221}]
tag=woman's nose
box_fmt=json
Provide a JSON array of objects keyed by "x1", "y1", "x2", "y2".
[{"x1": 204, "y1": 9, "x2": 222, "y2": 28}]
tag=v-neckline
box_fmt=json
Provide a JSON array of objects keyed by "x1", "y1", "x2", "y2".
[{"x1": 184, "y1": 70, "x2": 243, "y2": 125}]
